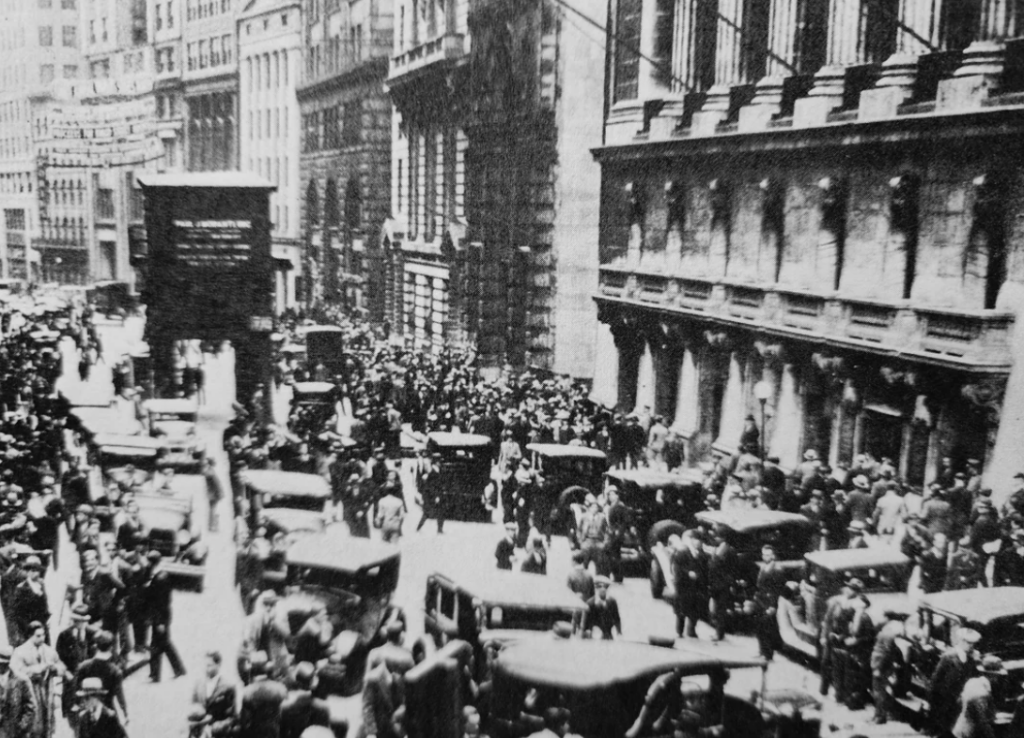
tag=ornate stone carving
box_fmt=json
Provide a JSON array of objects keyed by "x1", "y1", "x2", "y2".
[
  {"x1": 709, "y1": 179, "x2": 731, "y2": 226},
  {"x1": 754, "y1": 339, "x2": 785, "y2": 363},
  {"x1": 703, "y1": 330, "x2": 730, "y2": 349},
  {"x1": 818, "y1": 176, "x2": 847, "y2": 231},
  {"x1": 811, "y1": 352, "x2": 845, "y2": 375}
]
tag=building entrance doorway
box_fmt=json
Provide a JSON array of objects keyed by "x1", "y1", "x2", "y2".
[{"x1": 861, "y1": 406, "x2": 904, "y2": 465}]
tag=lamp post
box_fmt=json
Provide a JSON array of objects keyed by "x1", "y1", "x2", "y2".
[{"x1": 753, "y1": 380, "x2": 772, "y2": 462}]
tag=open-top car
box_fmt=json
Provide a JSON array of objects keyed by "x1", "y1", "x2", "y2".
[
  {"x1": 71, "y1": 406, "x2": 144, "y2": 439},
  {"x1": 651, "y1": 509, "x2": 815, "y2": 607},
  {"x1": 777, "y1": 547, "x2": 913, "y2": 662},
  {"x1": 426, "y1": 432, "x2": 493, "y2": 522},
  {"x1": 93, "y1": 434, "x2": 167, "y2": 500},
  {"x1": 423, "y1": 569, "x2": 588, "y2": 659},
  {"x1": 133, "y1": 473, "x2": 208, "y2": 591},
  {"x1": 239, "y1": 469, "x2": 331, "y2": 534},
  {"x1": 597, "y1": 468, "x2": 706, "y2": 578},
  {"x1": 143, "y1": 399, "x2": 206, "y2": 472},
  {"x1": 525, "y1": 444, "x2": 608, "y2": 540},
  {"x1": 893, "y1": 586, "x2": 1024, "y2": 728}
]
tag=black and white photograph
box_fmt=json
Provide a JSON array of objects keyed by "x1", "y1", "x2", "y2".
[{"x1": 3, "y1": 1, "x2": 1024, "y2": 737}]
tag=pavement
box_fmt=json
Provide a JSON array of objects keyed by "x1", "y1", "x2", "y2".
[{"x1": 38, "y1": 318, "x2": 903, "y2": 737}]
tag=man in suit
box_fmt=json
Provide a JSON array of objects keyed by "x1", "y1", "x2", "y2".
[
  {"x1": 819, "y1": 581, "x2": 854, "y2": 698},
  {"x1": 367, "y1": 621, "x2": 415, "y2": 680},
  {"x1": 671, "y1": 530, "x2": 708, "y2": 639},
  {"x1": 240, "y1": 651, "x2": 287, "y2": 738},
  {"x1": 753, "y1": 545, "x2": 787, "y2": 660},
  {"x1": 75, "y1": 677, "x2": 127, "y2": 738},
  {"x1": 871, "y1": 612, "x2": 907, "y2": 724},
  {"x1": 930, "y1": 628, "x2": 981, "y2": 737},
  {"x1": 584, "y1": 576, "x2": 622, "y2": 640},
  {"x1": 707, "y1": 529, "x2": 736, "y2": 642},
  {"x1": 56, "y1": 604, "x2": 95, "y2": 728},
  {"x1": 280, "y1": 661, "x2": 330, "y2": 738},
  {"x1": 192, "y1": 650, "x2": 237, "y2": 737},
  {"x1": 953, "y1": 656, "x2": 1001, "y2": 738},
  {"x1": 0, "y1": 645, "x2": 36, "y2": 738},
  {"x1": 75, "y1": 630, "x2": 128, "y2": 723},
  {"x1": 240, "y1": 591, "x2": 291, "y2": 684},
  {"x1": 145, "y1": 551, "x2": 187, "y2": 682},
  {"x1": 843, "y1": 594, "x2": 875, "y2": 709}
]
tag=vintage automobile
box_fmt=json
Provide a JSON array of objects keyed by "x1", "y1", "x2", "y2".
[
  {"x1": 133, "y1": 473, "x2": 208, "y2": 591},
  {"x1": 595, "y1": 468, "x2": 706, "y2": 578},
  {"x1": 476, "y1": 639, "x2": 818, "y2": 738},
  {"x1": 892, "y1": 586, "x2": 1024, "y2": 729},
  {"x1": 93, "y1": 434, "x2": 168, "y2": 500},
  {"x1": 70, "y1": 406, "x2": 144, "y2": 440},
  {"x1": 238, "y1": 469, "x2": 332, "y2": 533},
  {"x1": 525, "y1": 444, "x2": 608, "y2": 540},
  {"x1": 277, "y1": 531, "x2": 402, "y2": 695},
  {"x1": 777, "y1": 547, "x2": 913, "y2": 662},
  {"x1": 143, "y1": 399, "x2": 206, "y2": 472},
  {"x1": 650, "y1": 509, "x2": 815, "y2": 607},
  {"x1": 422, "y1": 570, "x2": 588, "y2": 660},
  {"x1": 426, "y1": 432, "x2": 493, "y2": 522}
]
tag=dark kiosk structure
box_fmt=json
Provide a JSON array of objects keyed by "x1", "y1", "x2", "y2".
[{"x1": 138, "y1": 173, "x2": 277, "y2": 411}]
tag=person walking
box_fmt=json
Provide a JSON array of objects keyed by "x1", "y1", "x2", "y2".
[
  {"x1": 203, "y1": 457, "x2": 226, "y2": 533},
  {"x1": 577, "y1": 497, "x2": 609, "y2": 576},
  {"x1": 375, "y1": 487, "x2": 406, "y2": 544},
  {"x1": 144, "y1": 551, "x2": 187, "y2": 683},
  {"x1": 671, "y1": 530, "x2": 707, "y2": 639},
  {"x1": 11, "y1": 621, "x2": 66, "y2": 738},
  {"x1": 75, "y1": 678, "x2": 127, "y2": 738},
  {"x1": 191, "y1": 651, "x2": 238, "y2": 737},
  {"x1": 707, "y1": 530, "x2": 736, "y2": 642},
  {"x1": 0, "y1": 645, "x2": 36, "y2": 738},
  {"x1": 929, "y1": 628, "x2": 982, "y2": 737},
  {"x1": 414, "y1": 454, "x2": 444, "y2": 534}
]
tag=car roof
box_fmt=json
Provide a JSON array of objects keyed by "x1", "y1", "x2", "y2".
[
  {"x1": 695, "y1": 509, "x2": 813, "y2": 533},
  {"x1": 241, "y1": 470, "x2": 330, "y2": 498},
  {"x1": 921, "y1": 587, "x2": 1024, "y2": 628},
  {"x1": 297, "y1": 324, "x2": 345, "y2": 335},
  {"x1": 605, "y1": 468, "x2": 703, "y2": 487},
  {"x1": 495, "y1": 640, "x2": 763, "y2": 690},
  {"x1": 805, "y1": 547, "x2": 911, "y2": 571},
  {"x1": 292, "y1": 381, "x2": 335, "y2": 395},
  {"x1": 286, "y1": 531, "x2": 400, "y2": 572},
  {"x1": 95, "y1": 434, "x2": 166, "y2": 452},
  {"x1": 143, "y1": 399, "x2": 198, "y2": 414},
  {"x1": 527, "y1": 444, "x2": 607, "y2": 460},
  {"x1": 430, "y1": 570, "x2": 589, "y2": 612},
  {"x1": 428, "y1": 432, "x2": 492, "y2": 448}
]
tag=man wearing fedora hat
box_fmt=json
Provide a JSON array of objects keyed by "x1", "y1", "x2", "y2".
[
  {"x1": 952, "y1": 655, "x2": 1003, "y2": 738},
  {"x1": 0, "y1": 645, "x2": 35, "y2": 738},
  {"x1": 929, "y1": 628, "x2": 982, "y2": 737},
  {"x1": 75, "y1": 677, "x2": 126, "y2": 738},
  {"x1": 56, "y1": 604, "x2": 95, "y2": 728},
  {"x1": 9, "y1": 554, "x2": 49, "y2": 646}
]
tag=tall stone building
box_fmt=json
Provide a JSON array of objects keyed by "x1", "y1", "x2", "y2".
[
  {"x1": 383, "y1": 0, "x2": 604, "y2": 375},
  {"x1": 297, "y1": 0, "x2": 392, "y2": 318},
  {"x1": 593, "y1": 0, "x2": 1024, "y2": 501},
  {"x1": 238, "y1": 0, "x2": 303, "y2": 313}
]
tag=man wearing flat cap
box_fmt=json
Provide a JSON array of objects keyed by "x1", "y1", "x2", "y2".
[
  {"x1": 929, "y1": 628, "x2": 981, "y2": 737},
  {"x1": 0, "y1": 645, "x2": 35, "y2": 738}
]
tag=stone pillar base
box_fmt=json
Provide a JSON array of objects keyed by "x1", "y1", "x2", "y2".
[
  {"x1": 794, "y1": 66, "x2": 846, "y2": 128},
  {"x1": 649, "y1": 97, "x2": 685, "y2": 139},
  {"x1": 860, "y1": 53, "x2": 918, "y2": 120},
  {"x1": 691, "y1": 85, "x2": 732, "y2": 135},
  {"x1": 738, "y1": 76, "x2": 785, "y2": 132},
  {"x1": 937, "y1": 41, "x2": 1005, "y2": 111}
]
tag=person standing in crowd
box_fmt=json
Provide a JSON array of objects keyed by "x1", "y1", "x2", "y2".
[
  {"x1": 584, "y1": 576, "x2": 621, "y2": 640},
  {"x1": 953, "y1": 656, "x2": 1002, "y2": 738},
  {"x1": 240, "y1": 651, "x2": 288, "y2": 738},
  {"x1": 191, "y1": 651, "x2": 238, "y2": 737},
  {"x1": 9, "y1": 555, "x2": 49, "y2": 645},
  {"x1": 74, "y1": 678, "x2": 127, "y2": 738},
  {"x1": 870, "y1": 611, "x2": 907, "y2": 724},
  {"x1": 55, "y1": 604, "x2": 94, "y2": 730},
  {"x1": 707, "y1": 528, "x2": 736, "y2": 642},
  {"x1": 842, "y1": 594, "x2": 875, "y2": 709},
  {"x1": 203, "y1": 457, "x2": 225, "y2": 533},
  {"x1": 753, "y1": 545, "x2": 786, "y2": 661},
  {"x1": 281, "y1": 662, "x2": 331, "y2": 738},
  {"x1": 577, "y1": 497, "x2": 608, "y2": 576},
  {"x1": 145, "y1": 551, "x2": 187, "y2": 683},
  {"x1": 495, "y1": 522, "x2": 517, "y2": 570},
  {"x1": 566, "y1": 550, "x2": 595, "y2": 602},
  {"x1": 360, "y1": 650, "x2": 400, "y2": 738},
  {"x1": 671, "y1": 530, "x2": 707, "y2": 639},
  {"x1": 375, "y1": 484, "x2": 406, "y2": 544},
  {"x1": 11, "y1": 620, "x2": 65, "y2": 738},
  {"x1": 0, "y1": 645, "x2": 35, "y2": 738},
  {"x1": 929, "y1": 628, "x2": 982, "y2": 737},
  {"x1": 74, "y1": 630, "x2": 127, "y2": 727},
  {"x1": 414, "y1": 454, "x2": 444, "y2": 534}
]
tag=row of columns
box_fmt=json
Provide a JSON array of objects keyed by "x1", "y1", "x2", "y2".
[{"x1": 622, "y1": 0, "x2": 1024, "y2": 127}]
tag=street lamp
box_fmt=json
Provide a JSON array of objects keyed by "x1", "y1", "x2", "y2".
[{"x1": 753, "y1": 379, "x2": 772, "y2": 462}]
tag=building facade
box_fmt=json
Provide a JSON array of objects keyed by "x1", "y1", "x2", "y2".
[
  {"x1": 593, "y1": 0, "x2": 1024, "y2": 501},
  {"x1": 239, "y1": 0, "x2": 303, "y2": 313},
  {"x1": 297, "y1": 0, "x2": 392, "y2": 319},
  {"x1": 181, "y1": 0, "x2": 239, "y2": 171},
  {"x1": 384, "y1": 0, "x2": 604, "y2": 375}
]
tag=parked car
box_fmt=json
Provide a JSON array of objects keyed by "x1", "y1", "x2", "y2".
[
  {"x1": 593, "y1": 468, "x2": 706, "y2": 578},
  {"x1": 892, "y1": 586, "x2": 1024, "y2": 727},
  {"x1": 133, "y1": 473, "x2": 208, "y2": 591},
  {"x1": 238, "y1": 469, "x2": 331, "y2": 534},
  {"x1": 777, "y1": 546, "x2": 913, "y2": 662},
  {"x1": 144, "y1": 399, "x2": 205, "y2": 472},
  {"x1": 426, "y1": 432, "x2": 493, "y2": 522},
  {"x1": 422, "y1": 569, "x2": 588, "y2": 660},
  {"x1": 525, "y1": 444, "x2": 607, "y2": 540},
  {"x1": 651, "y1": 509, "x2": 815, "y2": 608}
]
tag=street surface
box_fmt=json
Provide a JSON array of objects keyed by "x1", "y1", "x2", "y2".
[{"x1": 40, "y1": 318, "x2": 878, "y2": 737}]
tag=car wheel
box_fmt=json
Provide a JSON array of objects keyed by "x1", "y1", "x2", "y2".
[
  {"x1": 650, "y1": 557, "x2": 665, "y2": 599},
  {"x1": 646, "y1": 520, "x2": 686, "y2": 551}
]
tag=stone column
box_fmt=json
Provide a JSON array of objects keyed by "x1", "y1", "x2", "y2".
[
  {"x1": 942, "y1": 0, "x2": 1020, "y2": 107},
  {"x1": 634, "y1": 340, "x2": 657, "y2": 415},
  {"x1": 794, "y1": 0, "x2": 862, "y2": 126},
  {"x1": 741, "y1": 0, "x2": 800, "y2": 130},
  {"x1": 768, "y1": 363, "x2": 803, "y2": 468},
  {"x1": 590, "y1": 320, "x2": 621, "y2": 409},
  {"x1": 638, "y1": 0, "x2": 674, "y2": 101},
  {"x1": 670, "y1": 345, "x2": 700, "y2": 439},
  {"x1": 714, "y1": 351, "x2": 745, "y2": 452},
  {"x1": 863, "y1": 0, "x2": 943, "y2": 119},
  {"x1": 692, "y1": 0, "x2": 746, "y2": 133}
]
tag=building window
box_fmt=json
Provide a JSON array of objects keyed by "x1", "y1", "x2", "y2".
[
  {"x1": 89, "y1": 20, "x2": 96, "y2": 44},
  {"x1": 199, "y1": 40, "x2": 208, "y2": 68},
  {"x1": 211, "y1": 37, "x2": 221, "y2": 66},
  {"x1": 156, "y1": 4, "x2": 163, "y2": 30},
  {"x1": 102, "y1": 18, "x2": 108, "y2": 42},
  {"x1": 168, "y1": 1, "x2": 175, "y2": 28},
  {"x1": 166, "y1": 48, "x2": 175, "y2": 72},
  {"x1": 39, "y1": 26, "x2": 53, "y2": 47},
  {"x1": 613, "y1": 0, "x2": 641, "y2": 103},
  {"x1": 222, "y1": 34, "x2": 232, "y2": 65},
  {"x1": 63, "y1": 64, "x2": 77, "y2": 79},
  {"x1": 40, "y1": 64, "x2": 54, "y2": 83},
  {"x1": 63, "y1": 25, "x2": 77, "y2": 48},
  {"x1": 282, "y1": 13, "x2": 288, "y2": 25},
  {"x1": 4, "y1": 209, "x2": 25, "y2": 230}
]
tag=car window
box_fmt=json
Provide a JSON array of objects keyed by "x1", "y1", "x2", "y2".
[{"x1": 440, "y1": 586, "x2": 456, "y2": 619}]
